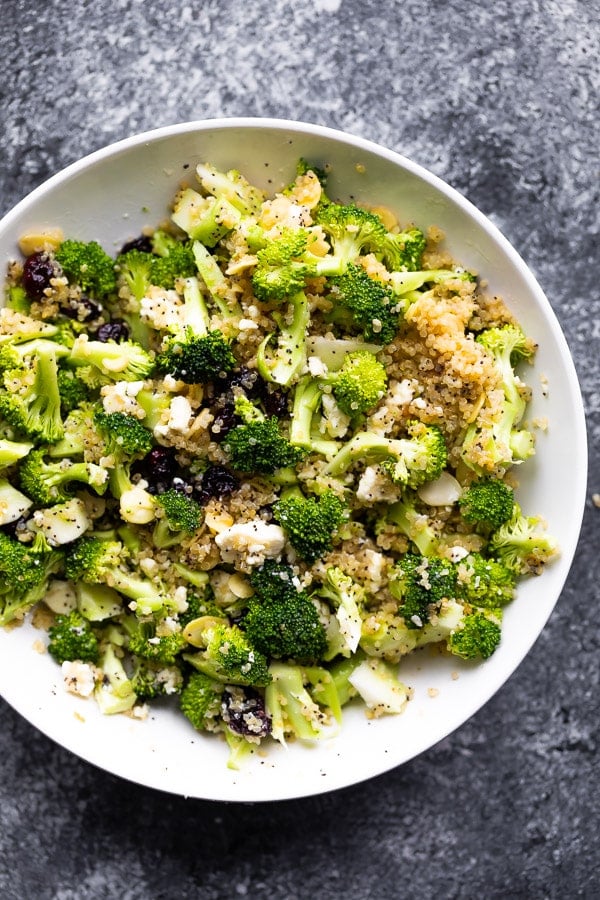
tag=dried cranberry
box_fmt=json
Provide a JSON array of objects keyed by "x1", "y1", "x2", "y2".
[
  {"x1": 133, "y1": 447, "x2": 179, "y2": 493},
  {"x1": 170, "y1": 475, "x2": 195, "y2": 496},
  {"x1": 262, "y1": 387, "x2": 288, "y2": 419},
  {"x1": 209, "y1": 402, "x2": 237, "y2": 442},
  {"x1": 22, "y1": 252, "x2": 56, "y2": 300},
  {"x1": 214, "y1": 366, "x2": 261, "y2": 399},
  {"x1": 62, "y1": 296, "x2": 103, "y2": 322},
  {"x1": 221, "y1": 687, "x2": 271, "y2": 738},
  {"x1": 120, "y1": 235, "x2": 153, "y2": 255},
  {"x1": 197, "y1": 465, "x2": 238, "y2": 503},
  {"x1": 95, "y1": 320, "x2": 130, "y2": 343}
]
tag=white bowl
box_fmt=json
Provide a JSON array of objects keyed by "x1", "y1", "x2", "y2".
[{"x1": 0, "y1": 118, "x2": 587, "y2": 802}]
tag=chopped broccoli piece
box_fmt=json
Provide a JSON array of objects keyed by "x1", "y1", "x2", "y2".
[
  {"x1": 195, "y1": 162, "x2": 265, "y2": 216},
  {"x1": 256, "y1": 290, "x2": 310, "y2": 387},
  {"x1": 130, "y1": 659, "x2": 184, "y2": 700},
  {"x1": 456, "y1": 553, "x2": 517, "y2": 607},
  {"x1": 223, "y1": 417, "x2": 305, "y2": 475},
  {"x1": 273, "y1": 488, "x2": 346, "y2": 563},
  {"x1": 448, "y1": 610, "x2": 502, "y2": 660},
  {"x1": 316, "y1": 566, "x2": 365, "y2": 658},
  {"x1": 385, "y1": 493, "x2": 439, "y2": 556},
  {"x1": 379, "y1": 227, "x2": 426, "y2": 272},
  {"x1": 93, "y1": 409, "x2": 153, "y2": 498},
  {"x1": 18, "y1": 448, "x2": 107, "y2": 506},
  {"x1": 65, "y1": 537, "x2": 170, "y2": 617},
  {"x1": 183, "y1": 617, "x2": 271, "y2": 687},
  {"x1": 0, "y1": 437, "x2": 34, "y2": 469},
  {"x1": 47, "y1": 610, "x2": 99, "y2": 664},
  {"x1": 172, "y1": 188, "x2": 243, "y2": 247},
  {"x1": 458, "y1": 478, "x2": 515, "y2": 531},
  {"x1": 252, "y1": 229, "x2": 317, "y2": 302},
  {"x1": 55, "y1": 239, "x2": 116, "y2": 298},
  {"x1": 327, "y1": 264, "x2": 400, "y2": 344},
  {"x1": 125, "y1": 618, "x2": 188, "y2": 665},
  {"x1": 148, "y1": 230, "x2": 196, "y2": 288},
  {"x1": 57, "y1": 367, "x2": 91, "y2": 414},
  {"x1": 179, "y1": 671, "x2": 223, "y2": 731},
  {"x1": 68, "y1": 334, "x2": 154, "y2": 383},
  {"x1": 389, "y1": 266, "x2": 475, "y2": 296},
  {"x1": 390, "y1": 553, "x2": 458, "y2": 629},
  {"x1": 244, "y1": 561, "x2": 327, "y2": 662},
  {"x1": 325, "y1": 420, "x2": 447, "y2": 488},
  {"x1": 320, "y1": 350, "x2": 387, "y2": 416},
  {"x1": 0, "y1": 531, "x2": 63, "y2": 625},
  {"x1": 153, "y1": 489, "x2": 203, "y2": 549},
  {"x1": 265, "y1": 662, "x2": 327, "y2": 743},
  {"x1": 488, "y1": 503, "x2": 559, "y2": 575},
  {"x1": 0, "y1": 341, "x2": 65, "y2": 443},
  {"x1": 315, "y1": 203, "x2": 387, "y2": 274}
]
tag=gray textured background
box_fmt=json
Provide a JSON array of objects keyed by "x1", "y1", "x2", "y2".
[{"x1": 1, "y1": 1, "x2": 599, "y2": 897}]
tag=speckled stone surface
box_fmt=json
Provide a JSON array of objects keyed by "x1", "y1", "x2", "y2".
[{"x1": 0, "y1": 1, "x2": 598, "y2": 897}]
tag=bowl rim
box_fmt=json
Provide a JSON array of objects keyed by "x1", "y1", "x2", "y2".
[{"x1": 0, "y1": 117, "x2": 588, "y2": 801}]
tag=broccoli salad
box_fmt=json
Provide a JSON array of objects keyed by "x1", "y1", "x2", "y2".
[{"x1": 0, "y1": 159, "x2": 558, "y2": 767}]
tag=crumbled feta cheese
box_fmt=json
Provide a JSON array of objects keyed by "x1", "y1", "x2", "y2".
[
  {"x1": 30, "y1": 498, "x2": 90, "y2": 546},
  {"x1": 62, "y1": 661, "x2": 97, "y2": 698},
  {"x1": 307, "y1": 355, "x2": 328, "y2": 378},
  {"x1": 140, "y1": 286, "x2": 182, "y2": 330},
  {"x1": 154, "y1": 395, "x2": 192, "y2": 440},
  {"x1": 356, "y1": 466, "x2": 402, "y2": 504},
  {"x1": 320, "y1": 393, "x2": 351, "y2": 438},
  {"x1": 238, "y1": 317, "x2": 259, "y2": 331},
  {"x1": 215, "y1": 521, "x2": 286, "y2": 567},
  {"x1": 101, "y1": 380, "x2": 145, "y2": 417},
  {"x1": 448, "y1": 545, "x2": 470, "y2": 563},
  {"x1": 119, "y1": 486, "x2": 156, "y2": 524}
]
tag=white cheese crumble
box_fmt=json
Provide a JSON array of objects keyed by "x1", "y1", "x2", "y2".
[
  {"x1": 215, "y1": 521, "x2": 286, "y2": 567},
  {"x1": 153, "y1": 395, "x2": 192, "y2": 440},
  {"x1": 101, "y1": 380, "x2": 146, "y2": 417},
  {"x1": 61, "y1": 661, "x2": 97, "y2": 698},
  {"x1": 140, "y1": 286, "x2": 182, "y2": 330}
]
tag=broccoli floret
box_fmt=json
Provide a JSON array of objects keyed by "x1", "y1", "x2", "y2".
[
  {"x1": 458, "y1": 478, "x2": 515, "y2": 531},
  {"x1": 385, "y1": 493, "x2": 439, "y2": 556},
  {"x1": 0, "y1": 532, "x2": 63, "y2": 625},
  {"x1": 115, "y1": 248, "x2": 154, "y2": 301},
  {"x1": 93, "y1": 409, "x2": 153, "y2": 498},
  {"x1": 325, "y1": 420, "x2": 447, "y2": 488},
  {"x1": 68, "y1": 334, "x2": 155, "y2": 383},
  {"x1": 256, "y1": 290, "x2": 310, "y2": 387},
  {"x1": 183, "y1": 617, "x2": 271, "y2": 687},
  {"x1": 379, "y1": 227, "x2": 426, "y2": 272},
  {"x1": 55, "y1": 239, "x2": 116, "y2": 298},
  {"x1": 177, "y1": 584, "x2": 222, "y2": 628},
  {"x1": 0, "y1": 309, "x2": 59, "y2": 345},
  {"x1": 447, "y1": 610, "x2": 502, "y2": 660},
  {"x1": 57, "y1": 367, "x2": 91, "y2": 414},
  {"x1": 390, "y1": 553, "x2": 458, "y2": 629},
  {"x1": 252, "y1": 229, "x2": 318, "y2": 302},
  {"x1": 172, "y1": 188, "x2": 243, "y2": 247},
  {"x1": 0, "y1": 437, "x2": 33, "y2": 469},
  {"x1": 0, "y1": 341, "x2": 64, "y2": 443},
  {"x1": 265, "y1": 662, "x2": 327, "y2": 743},
  {"x1": 320, "y1": 350, "x2": 387, "y2": 417},
  {"x1": 148, "y1": 230, "x2": 196, "y2": 288},
  {"x1": 65, "y1": 537, "x2": 170, "y2": 617},
  {"x1": 18, "y1": 448, "x2": 108, "y2": 506},
  {"x1": 244, "y1": 561, "x2": 328, "y2": 662},
  {"x1": 327, "y1": 264, "x2": 400, "y2": 344},
  {"x1": 223, "y1": 417, "x2": 305, "y2": 475},
  {"x1": 153, "y1": 489, "x2": 203, "y2": 549},
  {"x1": 47, "y1": 610, "x2": 99, "y2": 664},
  {"x1": 179, "y1": 671, "x2": 223, "y2": 731},
  {"x1": 456, "y1": 552, "x2": 517, "y2": 607},
  {"x1": 125, "y1": 618, "x2": 188, "y2": 665},
  {"x1": 488, "y1": 503, "x2": 559, "y2": 575},
  {"x1": 462, "y1": 325, "x2": 536, "y2": 473},
  {"x1": 130, "y1": 659, "x2": 184, "y2": 700},
  {"x1": 273, "y1": 488, "x2": 346, "y2": 563},
  {"x1": 389, "y1": 266, "x2": 475, "y2": 296},
  {"x1": 154, "y1": 276, "x2": 236, "y2": 383},
  {"x1": 315, "y1": 566, "x2": 365, "y2": 658},
  {"x1": 315, "y1": 203, "x2": 387, "y2": 274}
]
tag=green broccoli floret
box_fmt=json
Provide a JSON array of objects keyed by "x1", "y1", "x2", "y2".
[
  {"x1": 390, "y1": 553, "x2": 458, "y2": 629},
  {"x1": 68, "y1": 334, "x2": 155, "y2": 383},
  {"x1": 47, "y1": 610, "x2": 99, "y2": 664},
  {"x1": 315, "y1": 203, "x2": 387, "y2": 274},
  {"x1": 0, "y1": 532, "x2": 63, "y2": 625},
  {"x1": 456, "y1": 552, "x2": 517, "y2": 607},
  {"x1": 115, "y1": 248, "x2": 154, "y2": 301},
  {"x1": 65, "y1": 537, "x2": 170, "y2": 617},
  {"x1": 148, "y1": 230, "x2": 196, "y2": 288},
  {"x1": 153, "y1": 488, "x2": 203, "y2": 549},
  {"x1": 244, "y1": 561, "x2": 328, "y2": 662},
  {"x1": 125, "y1": 618, "x2": 188, "y2": 665},
  {"x1": 57, "y1": 367, "x2": 91, "y2": 414},
  {"x1": 179, "y1": 671, "x2": 223, "y2": 731},
  {"x1": 320, "y1": 350, "x2": 387, "y2": 416},
  {"x1": 488, "y1": 503, "x2": 559, "y2": 575},
  {"x1": 0, "y1": 437, "x2": 34, "y2": 469},
  {"x1": 325, "y1": 420, "x2": 447, "y2": 487},
  {"x1": 462, "y1": 325, "x2": 536, "y2": 473},
  {"x1": 183, "y1": 617, "x2": 271, "y2": 687},
  {"x1": 93, "y1": 409, "x2": 153, "y2": 498},
  {"x1": 252, "y1": 229, "x2": 318, "y2": 302},
  {"x1": 55, "y1": 239, "x2": 117, "y2": 298},
  {"x1": 0, "y1": 341, "x2": 65, "y2": 443},
  {"x1": 265, "y1": 662, "x2": 327, "y2": 743},
  {"x1": 18, "y1": 448, "x2": 108, "y2": 506},
  {"x1": 130, "y1": 659, "x2": 184, "y2": 700},
  {"x1": 195, "y1": 163, "x2": 265, "y2": 216},
  {"x1": 256, "y1": 290, "x2": 310, "y2": 387},
  {"x1": 458, "y1": 477, "x2": 515, "y2": 531},
  {"x1": 154, "y1": 275, "x2": 236, "y2": 383},
  {"x1": 315, "y1": 566, "x2": 365, "y2": 658},
  {"x1": 379, "y1": 227, "x2": 426, "y2": 272},
  {"x1": 327, "y1": 264, "x2": 400, "y2": 344},
  {"x1": 177, "y1": 584, "x2": 222, "y2": 628},
  {"x1": 223, "y1": 416, "x2": 305, "y2": 475},
  {"x1": 273, "y1": 488, "x2": 346, "y2": 563},
  {"x1": 447, "y1": 610, "x2": 502, "y2": 660},
  {"x1": 385, "y1": 492, "x2": 439, "y2": 556}
]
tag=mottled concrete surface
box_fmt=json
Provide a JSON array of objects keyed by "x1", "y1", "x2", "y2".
[{"x1": 0, "y1": 0, "x2": 598, "y2": 897}]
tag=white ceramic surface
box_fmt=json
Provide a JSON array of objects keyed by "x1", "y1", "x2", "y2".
[{"x1": 0, "y1": 119, "x2": 587, "y2": 802}]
